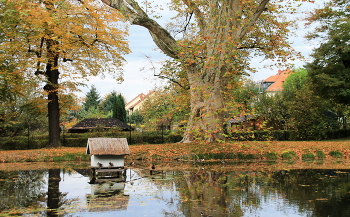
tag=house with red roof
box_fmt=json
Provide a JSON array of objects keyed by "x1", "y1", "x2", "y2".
[
  {"x1": 261, "y1": 68, "x2": 294, "y2": 95},
  {"x1": 228, "y1": 69, "x2": 294, "y2": 132}
]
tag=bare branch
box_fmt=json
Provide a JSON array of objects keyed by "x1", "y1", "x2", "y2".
[{"x1": 181, "y1": 0, "x2": 205, "y2": 29}]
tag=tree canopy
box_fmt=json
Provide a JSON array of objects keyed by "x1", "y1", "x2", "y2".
[
  {"x1": 305, "y1": 0, "x2": 350, "y2": 105},
  {"x1": 0, "y1": 0, "x2": 130, "y2": 146},
  {"x1": 83, "y1": 85, "x2": 101, "y2": 112},
  {"x1": 102, "y1": 0, "x2": 310, "y2": 142},
  {"x1": 283, "y1": 68, "x2": 309, "y2": 95}
]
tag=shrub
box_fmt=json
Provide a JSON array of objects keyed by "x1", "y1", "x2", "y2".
[
  {"x1": 315, "y1": 150, "x2": 326, "y2": 159},
  {"x1": 281, "y1": 151, "x2": 297, "y2": 159},
  {"x1": 237, "y1": 152, "x2": 257, "y2": 160},
  {"x1": 264, "y1": 152, "x2": 278, "y2": 159},
  {"x1": 329, "y1": 150, "x2": 343, "y2": 158},
  {"x1": 302, "y1": 152, "x2": 315, "y2": 160},
  {"x1": 196, "y1": 152, "x2": 237, "y2": 160}
]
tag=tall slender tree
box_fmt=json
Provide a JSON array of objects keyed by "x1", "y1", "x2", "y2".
[
  {"x1": 113, "y1": 94, "x2": 127, "y2": 122},
  {"x1": 102, "y1": 0, "x2": 310, "y2": 143},
  {"x1": 0, "y1": 0, "x2": 130, "y2": 147}
]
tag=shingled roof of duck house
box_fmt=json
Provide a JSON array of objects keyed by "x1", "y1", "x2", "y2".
[
  {"x1": 68, "y1": 118, "x2": 131, "y2": 133},
  {"x1": 86, "y1": 138, "x2": 130, "y2": 168}
]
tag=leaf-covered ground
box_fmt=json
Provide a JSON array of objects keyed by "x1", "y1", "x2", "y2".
[
  {"x1": 0, "y1": 140, "x2": 350, "y2": 171},
  {"x1": 0, "y1": 140, "x2": 350, "y2": 162}
]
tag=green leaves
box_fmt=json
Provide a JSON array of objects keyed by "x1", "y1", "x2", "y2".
[{"x1": 305, "y1": 0, "x2": 350, "y2": 105}]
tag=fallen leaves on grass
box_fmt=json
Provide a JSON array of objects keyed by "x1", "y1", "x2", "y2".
[{"x1": 1, "y1": 140, "x2": 350, "y2": 164}]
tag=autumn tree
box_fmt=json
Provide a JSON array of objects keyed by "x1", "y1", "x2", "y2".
[
  {"x1": 102, "y1": 0, "x2": 308, "y2": 143},
  {"x1": 0, "y1": 0, "x2": 129, "y2": 147},
  {"x1": 139, "y1": 88, "x2": 189, "y2": 130},
  {"x1": 305, "y1": 0, "x2": 350, "y2": 105}
]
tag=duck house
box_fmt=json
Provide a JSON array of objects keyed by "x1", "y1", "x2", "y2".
[{"x1": 86, "y1": 138, "x2": 130, "y2": 170}]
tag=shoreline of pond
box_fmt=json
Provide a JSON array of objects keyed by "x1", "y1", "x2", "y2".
[
  {"x1": 0, "y1": 140, "x2": 350, "y2": 169},
  {"x1": 1, "y1": 158, "x2": 350, "y2": 172}
]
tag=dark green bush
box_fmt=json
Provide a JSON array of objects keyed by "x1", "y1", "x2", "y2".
[
  {"x1": 302, "y1": 152, "x2": 315, "y2": 160},
  {"x1": 329, "y1": 150, "x2": 343, "y2": 158},
  {"x1": 315, "y1": 150, "x2": 326, "y2": 159},
  {"x1": 196, "y1": 152, "x2": 237, "y2": 160},
  {"x1": 227, "y1": 129, "x2": 350, "y2": 141},
  {"x1": 264, "y1": 152, "x2": 278, "y2": 159},
  {"x1": 0, "y1": 137, "x2": 47, "y2": 150},
  {"x1": 281, "y1": 151, "x2": 297, "y2": 159}
]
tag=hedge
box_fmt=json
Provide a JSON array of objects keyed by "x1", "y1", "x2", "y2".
[
  {"x1": 0, "y1": 130, "x2": 183, "y2": 150},
  {"x1": 0, "y1": 129, "x2": 348, "y2": 150}
]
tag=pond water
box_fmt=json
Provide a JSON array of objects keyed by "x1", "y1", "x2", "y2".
[{"x1": 1, "y1": 161, "x2": 350, "y2": 217}]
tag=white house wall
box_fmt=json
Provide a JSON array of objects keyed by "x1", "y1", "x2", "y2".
[{"x1": 91, "y1": 155, "x2": 125, "y2": 167}]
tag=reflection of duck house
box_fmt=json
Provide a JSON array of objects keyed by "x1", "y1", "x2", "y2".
[
  {"x1": 86, "y1": 138, "x2": 130, "y2": 176},
  {"x1": 87, "y1": 181, "x2": 129, "y2": 212}
]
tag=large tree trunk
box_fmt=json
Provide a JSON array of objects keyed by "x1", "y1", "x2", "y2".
[
  {"x1": 44, "y1": 39, "x2": 61, "y2": 148},
  {"x1": 180, "y1": 66, "x2": 227, "y2": 143}
]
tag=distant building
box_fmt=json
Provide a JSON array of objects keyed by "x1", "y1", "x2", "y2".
[
  {"x1": 125, "y1": 91, "x2": 155, "y2": 114},
  {"x1": 261, "y1": 69, "x2": 294, "y2": 96}
]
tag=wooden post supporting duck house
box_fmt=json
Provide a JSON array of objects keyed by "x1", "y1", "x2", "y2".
[{"x1": 86, "y1": 138, "x2": 130, "y2": 177}]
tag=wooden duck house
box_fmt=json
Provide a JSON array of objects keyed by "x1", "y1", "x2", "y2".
[{"x1": 86, "y1": 138, "x2": 130, "y2": 169}]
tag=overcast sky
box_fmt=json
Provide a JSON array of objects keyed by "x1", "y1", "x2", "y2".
[{"x1": 77, "y1": 0, "x2": 325, "y2": 103}]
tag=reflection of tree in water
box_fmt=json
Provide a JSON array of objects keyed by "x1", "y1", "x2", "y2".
[
  {"x1": 140, "y1": 169, "x2": 273, "y2": 216},
  {"x1": 175, "y1": 170, "x2": 230, "y2": 217},
  {"x1": 0, "y1": 170, "x2": 46, "y2": 212},
  {"x1": 271, "y1": 169, "x2": 350, "y2": 217},
  {"x1": 0, "y1": 169, "x2": 79, "y2": 216},
  {"x1": 47, "y1": 169, "x2": 61, "y2": 216},
  {"x1": 175, "y1": 169, "x2": 350, "y2": 217},
  {"x1": 45, "y1": 169, "x2": 80, "y2": 216},
  {"x1": 176, "y1": 170, "x2": 274, "y2": 217}
]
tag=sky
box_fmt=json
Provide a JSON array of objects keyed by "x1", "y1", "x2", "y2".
[{"x1": 77, "y1": 0, "x2": 325, "y2": 103}]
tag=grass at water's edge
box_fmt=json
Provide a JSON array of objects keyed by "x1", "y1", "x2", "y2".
[{"x1": 0, "y1": 140, "x2": 350, "y2": 164}]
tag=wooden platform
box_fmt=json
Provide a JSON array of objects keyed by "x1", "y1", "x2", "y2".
[
  {"x1": 90, "y1": 166, "x2": 125, "y2": 178},
  {"x1": 94, "y1": 168, "x2": 124, "y2": 173}
]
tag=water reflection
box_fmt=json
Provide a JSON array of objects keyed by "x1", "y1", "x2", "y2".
[
  {"x1": 0, "y1": 170, "x2": 46, "y2": 213},
  {"x1": 1, "y1": 164, "x2": 350, "y2": 216},
  {"x1": 87, "y1": 176, "x2": 129, "y2": 212}
]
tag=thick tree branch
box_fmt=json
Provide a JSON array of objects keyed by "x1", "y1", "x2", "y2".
[
  {"x1": 102, "y1": 0, "x2": 179, "y2": 59},
  {"x1": 239, "y1": 0, "x2": 270, "y2": 39}
]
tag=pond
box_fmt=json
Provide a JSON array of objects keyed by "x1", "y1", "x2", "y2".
[{"x1": 1, "y1": 161, "x2": 350, "y2": 217}]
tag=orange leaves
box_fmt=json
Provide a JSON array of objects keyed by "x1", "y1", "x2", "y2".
[
  {"x1": 0, "y1": 147, "x2": 86, "y2": 163},
  {"x1": 1, "y1": 141, "x2": 350, "y2": 164},
  {"x1": 127, "y1": 140, "x2": 350, "y2": 162}
]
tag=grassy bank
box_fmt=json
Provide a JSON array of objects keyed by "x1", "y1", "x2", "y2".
[{"x1": 1, "y1": 140, "x2": 350, "y2": 163}]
